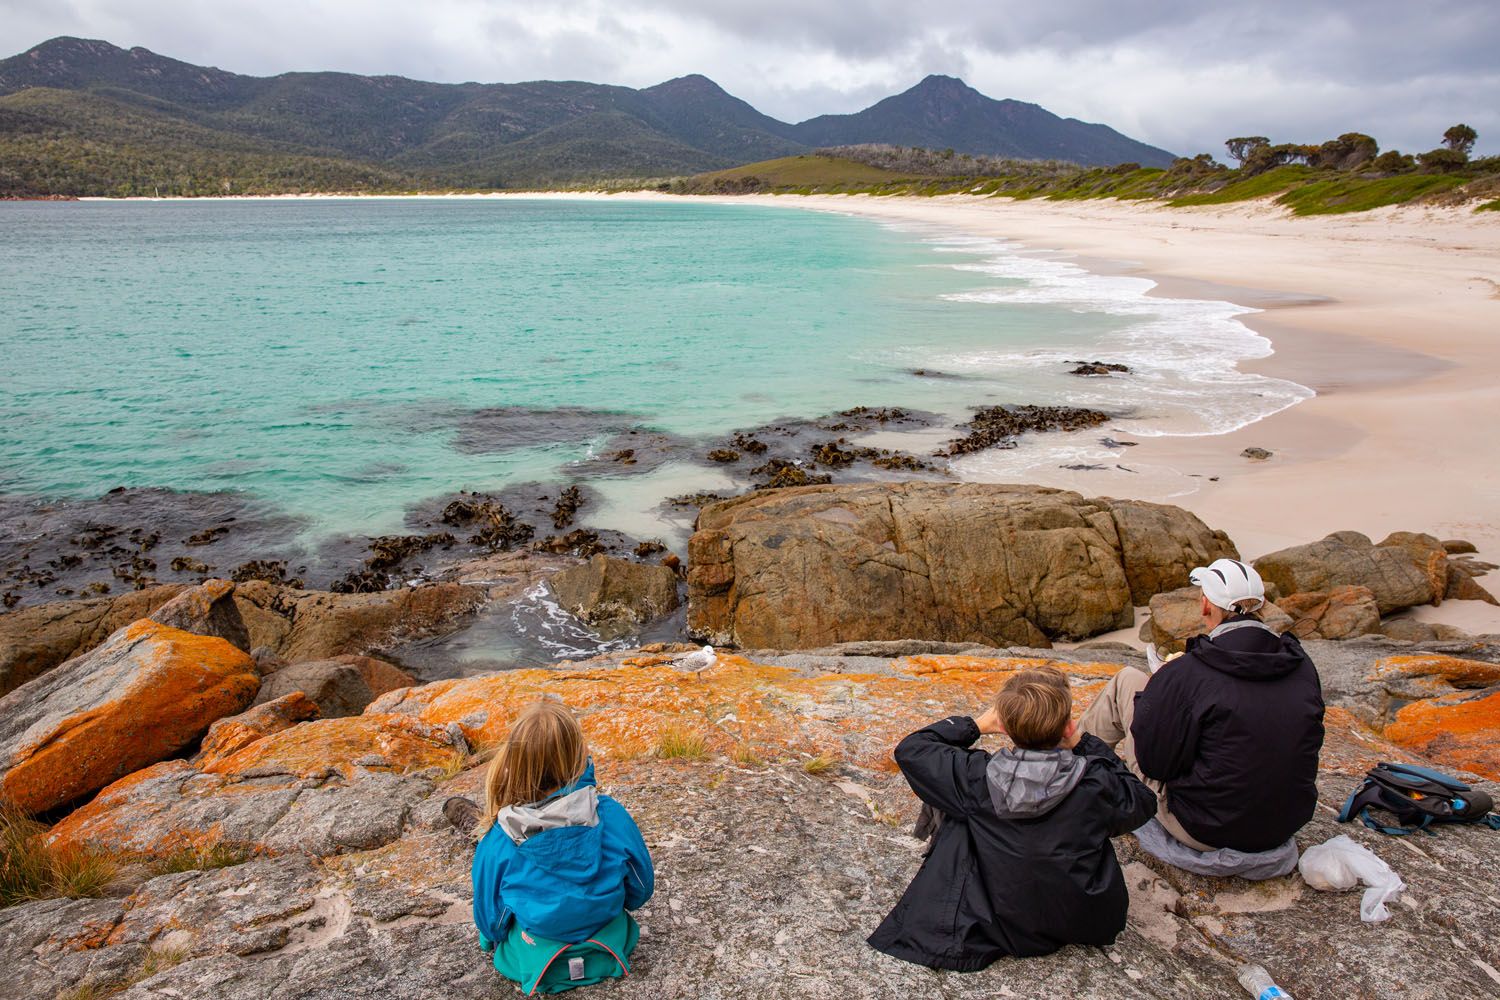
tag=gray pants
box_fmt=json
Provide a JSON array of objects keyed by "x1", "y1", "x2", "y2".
[{"x1": 1078, "y1": 666, "x2": 1216, "y2": 852}]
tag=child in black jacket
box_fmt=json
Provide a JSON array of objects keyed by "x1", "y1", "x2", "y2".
[{"x1": 868, "y1": 666, "x2": 1156, "y2": 970}]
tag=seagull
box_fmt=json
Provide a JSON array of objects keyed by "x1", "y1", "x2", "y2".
[{"x1": 675, "y1": 645, "x2": 717, "y2": 680}]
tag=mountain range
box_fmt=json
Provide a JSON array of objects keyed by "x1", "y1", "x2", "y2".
[{"x1": 0, "y1": 37, "x2": 1176, "y2": 195}]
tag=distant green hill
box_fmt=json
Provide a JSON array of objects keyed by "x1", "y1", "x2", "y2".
[
  {"x1": 0, "y1": 36, "x2": 1176, "y2": 196},
  {"x1": 673, "y1": 150, "x2": 1500, "y2": 215}
]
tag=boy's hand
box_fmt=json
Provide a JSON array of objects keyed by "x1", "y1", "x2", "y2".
[{"x1": 974, "y1": 705, "x2": 1005, "y2": 735}]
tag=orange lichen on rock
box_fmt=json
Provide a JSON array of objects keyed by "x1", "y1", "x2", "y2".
[
  {"x1": 370, "y1": 653, "x2": 1123, "y2": 773},
  {"x1": 1384, "y1": 690, "x2": 1500, "y2": 781},
  {"x1": 1369, "y1": 655, "x2": 1500, "y2": 689},
  {"x1": 619, "y1": 653, "x2": 676, "y2": 668},
  {"x1": 202, "y1": 713, "x2": 457, "y2": 780},
  {"x1": 898, "y1": 654, "x2": 1122, "y2": 680},
  {"x1": 45, "y1": 759, "x2": 195, "y2": 853},
  {"x1": 195, "y1": 691, "x2": 322, "y2": 768},
  {"x1": 0, "y1": 620, "x2": 259, "y2": 814}
]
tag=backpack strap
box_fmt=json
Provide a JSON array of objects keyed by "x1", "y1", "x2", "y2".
[
  {"x1": 1337, "y1": 780, "x2": 1372, "y2": 824},
  {"x1": 1357, "y1": 806, "x2": 1434, "y2": 836}
]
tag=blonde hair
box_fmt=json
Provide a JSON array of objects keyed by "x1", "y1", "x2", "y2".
[
  {"x1": 994, "y1": 666, "x2": 1072, "y2": 750},
  {"x1": 483, "y1": 700, "x2": 588, "y2": 825}
]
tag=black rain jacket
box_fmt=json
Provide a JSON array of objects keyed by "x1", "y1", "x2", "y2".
[
  {"x1": 1131, "y1": 617, "x2": 1326, "y2": 852},
  {"x1": 867, "y1": 717, "x2": 1156, "y2": 971}
]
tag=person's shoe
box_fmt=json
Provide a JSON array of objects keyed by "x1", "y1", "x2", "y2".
[{"x1": 443, "y1": 796, "x2": 482, "y2": 834}]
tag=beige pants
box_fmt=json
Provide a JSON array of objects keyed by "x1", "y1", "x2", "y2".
[{"x1": 1079, "y1": 666, "x2": 1216, "y2": 852}]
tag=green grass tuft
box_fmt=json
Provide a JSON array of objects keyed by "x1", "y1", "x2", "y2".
[
  {"x1": 802, "y1": 754, "x2": 840, "y2": 776},
  {"x1": 655, "y1": 727, "x2": 709, "y2": 760},
  {"x1": 0, "y1": 808, "x2": 117, "y2": 908},
  {"x1": 147, "y1": 841, "x2": 252, "y2": 876}
]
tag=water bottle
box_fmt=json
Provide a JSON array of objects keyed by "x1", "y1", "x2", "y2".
[{"x1": 1237, "y1": 963, "x2": 1292, "y2": 999}]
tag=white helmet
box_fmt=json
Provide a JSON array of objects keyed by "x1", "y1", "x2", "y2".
[{"x1": 1189, "y1": 558, "x2": 1266, "y2": 612}]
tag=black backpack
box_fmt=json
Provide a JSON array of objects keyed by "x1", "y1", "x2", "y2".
[{"x1": 1338, "y1": 762, "x2": 1500, "y2": 835}]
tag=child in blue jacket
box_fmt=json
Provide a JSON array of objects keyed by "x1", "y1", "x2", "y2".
[{"x1": 470, "y1": 700, "x2": 654, "y2": 994}]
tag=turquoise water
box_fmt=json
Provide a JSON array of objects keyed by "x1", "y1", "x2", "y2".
[{"x1": 0, "y1": 197, "x2": 1308, "y2": 544}]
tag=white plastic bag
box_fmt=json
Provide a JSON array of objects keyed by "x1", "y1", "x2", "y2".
[{"x1": 1298, "y1": 834, "x2": 1405, "y2": 922}]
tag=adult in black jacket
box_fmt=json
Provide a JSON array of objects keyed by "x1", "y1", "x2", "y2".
[
  {"x1": 867, "y1": 714, "x2": 1156, "y2": 970},
  {"x1": 1080, "y1": 558, "x2": 1326, "y2": 853}
]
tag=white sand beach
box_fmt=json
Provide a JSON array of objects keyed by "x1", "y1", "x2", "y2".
[{"x1": 669, "y1": 194, "x2": 1500, "y2": 562}]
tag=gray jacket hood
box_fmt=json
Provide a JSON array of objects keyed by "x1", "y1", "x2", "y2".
[
  {"x1": 494, "y1": 784, "x2": 599, "y2": 845},
  {"x1": 986, "y1": 747, "x2": 1088, "y2": 818}
]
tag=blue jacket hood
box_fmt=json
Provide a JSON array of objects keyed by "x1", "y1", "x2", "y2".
[{"x1": 472, "y1": 758, "x2": 654, "y2": 946}]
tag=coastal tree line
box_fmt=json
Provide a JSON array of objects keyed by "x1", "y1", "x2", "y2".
[
  {"x1": 1221, "y1": 124, "x2": 1481, "y2": 175},
  {"x1": 664, "y1": 125, "x2": 1497, "y2": 214}
]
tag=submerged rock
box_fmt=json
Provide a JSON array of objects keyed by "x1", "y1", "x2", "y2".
[
  {"x1": 941, "y1": 405, "x2": 1112, "y2": 457},
  {"x1": 1069, "y1": 361, "x2": 1131, "y2": 376},
  {"x1": 0, "y1": 620, "x2": 259, "y2": 813}
]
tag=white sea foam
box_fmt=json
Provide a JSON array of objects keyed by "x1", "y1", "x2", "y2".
[{"x1": 883, "y1": 230, "x2": 1316, "y2": 483}]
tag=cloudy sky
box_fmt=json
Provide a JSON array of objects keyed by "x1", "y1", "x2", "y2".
[{"x1": 6, "y1": 0, "x2": 1498, "y2": 156}]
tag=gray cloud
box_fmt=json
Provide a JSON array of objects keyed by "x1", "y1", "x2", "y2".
[{"x1": 3, "y1": 0, "x2": 1496, "y2": 156}]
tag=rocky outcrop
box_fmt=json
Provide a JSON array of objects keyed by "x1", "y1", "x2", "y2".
[
  {"x1": 1386, "y1": 690, "x2": 1500, "y2": 780},
  {"x1": 1277, "y1": 585, "x2": 1382, "y2": 640},
  {"x1": 195, "y1": 692, "x2": 322, "y2": 767},
  {"x1": 0, "y1": 620, "x2": 259, "y2": 813},
  {"x1": 48, "y1": 712, "x2": 464, "y2": 857},
  {"x1": 8, "y1": 643, "x2": 1500, "y2": 999},
  {"x1": 0, "y1": 584, "x2": 188, "y2": 695},
  {"x1": 1352, "y1": 654, "x2": 1500, "y2": 780},
  {"x1": 1141, "y1": 586, "x2": 1294, "y2": 653},
  {"x1": 688, "y1": 484, "x2": 1236, "y2": 649},
  {"x1": 1254, "y1": 531, "x2": 1439, "y2": 615},
  {"x1": 1378, "y1": 619, "x2": 1472, "y2": 642},
  {"x1": 253, "y1": 655, "x2": 414, "y2": 718},
  {"x1": 229, "y1": 581, "x2": 488, "y2": 663},
  {"x1": 1376, "y1": 531, "x2": 1451, "y2": 603},
  {"x1": 0, "y1": 580, "x2": 485, "y2": 698},
  {"x1": 549, "y1": 555, "x2": 680, "y2": 635},
  {"x1": 1106, "y1": 499, "x2": 1240, "y2": 605},
  {"x1": 1446, "y1": 561, "x2": 1499, "y2": 605},
  {"x1": 147, "y1": 578, "x2": 251, "y2": 651}
]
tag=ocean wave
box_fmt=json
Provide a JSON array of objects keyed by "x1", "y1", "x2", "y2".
[
  {"x1": 913, "y1": 232, "x2": 1314, "y2": 439},
  {"x1": 503, "y1": 582, "x2": 649, "y2": 660}
]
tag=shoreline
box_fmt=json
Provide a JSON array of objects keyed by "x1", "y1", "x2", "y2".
[
  {"x1": 672, "y1": 193, "x2": 1500, "y2": 562},
  {"x1": 9, "y1": 191, "x2": 1500, "y2": 637}
]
